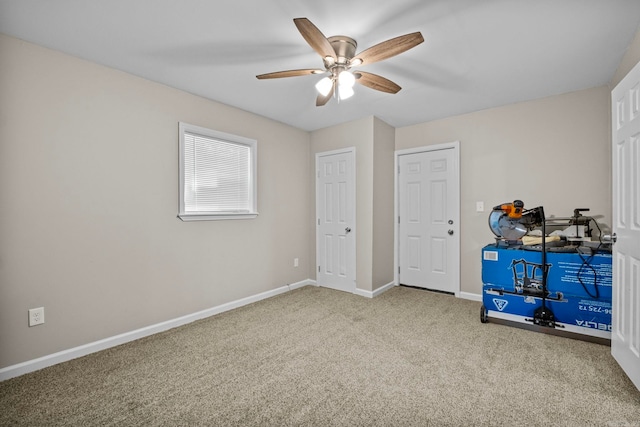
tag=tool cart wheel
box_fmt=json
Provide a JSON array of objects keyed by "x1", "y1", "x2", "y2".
[{"x1": 480, "y1": 305, "x2": 489, "y2": 323}]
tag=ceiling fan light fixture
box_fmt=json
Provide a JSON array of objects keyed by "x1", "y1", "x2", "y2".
[
  {"x1": 315, "y1": 76, "x2": 333, "y2": 96},
  {"x1": 324, "y1": 56, "x2": 336, "y2": 67},
  {"x1": 338, "y1": 70, "x2": 356, "y2": 88},
  {"x1": 349, "y1": 58, "x2": 363, "y2": 67},
  {"x1": 338, "y1": 84, "x2": 354, "y2": 100}
]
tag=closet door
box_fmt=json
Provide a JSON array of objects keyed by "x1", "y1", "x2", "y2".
[{"x1": 398, "y1": 145, "x2": 459, "y2": 294}]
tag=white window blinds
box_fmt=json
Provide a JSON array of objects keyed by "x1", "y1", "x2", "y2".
[{"x1": 179, "y1": 123, "x2": 257, "y2": 221}]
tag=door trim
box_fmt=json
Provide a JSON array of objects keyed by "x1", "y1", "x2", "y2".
[
  {"x1": 315, "y1": 147, "x2": 357, "y2": 293},
  {"x1": 394, "y1": 141, "x2": 461, "y2": 296}
]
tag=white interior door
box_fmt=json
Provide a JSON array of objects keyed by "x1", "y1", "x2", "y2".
[
  {"x1": 316, "y1": 149, "x2": 356, "y2": 293},
  {"x1": 611, "y1": 60, "x2": 640, "y2": 391},
  {"x1": 397, "y1": 144, "x2": 459, "y2": 294}
]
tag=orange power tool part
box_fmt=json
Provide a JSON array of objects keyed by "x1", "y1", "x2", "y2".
[{"x1": 500, "y1": 200, "x2": 524, "y2": 219}]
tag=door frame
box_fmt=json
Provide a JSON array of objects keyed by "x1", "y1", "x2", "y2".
[
  {"x1": 315, "y1": 147, "x2": 357, "y2": 292},
  {"x1": 394, "y1": 141, "x2": 461, "y2": 296}
]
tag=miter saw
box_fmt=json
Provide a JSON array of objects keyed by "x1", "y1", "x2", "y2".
[
  {"x1": 490, "y1": 202, "x2": 612, "y2": 253},
  {"x1": 488, "y1": 200, "x2": 545, "y2": 245}
]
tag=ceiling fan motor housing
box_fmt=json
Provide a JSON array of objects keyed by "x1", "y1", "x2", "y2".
[{"x1": 327, "y1": 36, "x2": 357, "y2": 67}]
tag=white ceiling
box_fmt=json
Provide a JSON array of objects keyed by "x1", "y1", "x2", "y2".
[{"x1": 1, "y1": 0, "x2": 639, "y2": 131}]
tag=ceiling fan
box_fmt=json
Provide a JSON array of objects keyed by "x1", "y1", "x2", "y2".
[{"x1": 256, "y1": 18, "x2": 424, "y2": 106}]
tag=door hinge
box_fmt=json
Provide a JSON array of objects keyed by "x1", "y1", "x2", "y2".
[
  {"x1": 318, "y1": 218, "x2": 320, "y2": 226},
  {"x1": 398, "y1": 266, "x2": 400, "y2": 274},
  {"x1": 398, "y1": 216, "x2": 400, "y2": 224},
  {"x1": 318, "y1": 266, "x2": 321, "y2": 273}
]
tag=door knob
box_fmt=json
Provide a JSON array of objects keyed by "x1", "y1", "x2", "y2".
[
  {"x1": 448, "y1": 229, "x2": 454, "y2": 235},
  {"x1": 345, "y1": 227, "x2": 352, "y2": 234}
]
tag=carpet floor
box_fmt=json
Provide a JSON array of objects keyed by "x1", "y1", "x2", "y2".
[{"x1": 0, "y1": 285, "x2": 639, "y2": 426}]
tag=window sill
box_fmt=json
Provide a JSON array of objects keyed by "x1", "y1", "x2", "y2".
[{"x1": 178, "y1": 212, "x2": 259, "y2": 221}]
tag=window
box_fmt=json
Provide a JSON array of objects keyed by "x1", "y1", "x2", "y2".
[{"x1": 178, "y1": 122, "x2": 257, "y2": 221}]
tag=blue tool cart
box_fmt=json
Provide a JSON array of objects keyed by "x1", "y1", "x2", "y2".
[{"x1": 480, "y1": 245, "x2": 612, "y2": 340}]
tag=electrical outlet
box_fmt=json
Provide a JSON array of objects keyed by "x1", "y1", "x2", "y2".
[
  {"x1": 294, "y1": 258, "x2": 299, "y2": 267},
  {"x1": 28, "y1": 307, "x2": 45, "y2": 327}
]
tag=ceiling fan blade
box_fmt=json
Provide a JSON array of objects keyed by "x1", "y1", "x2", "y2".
[
  {"x1": 316, "y1": 80, "x2": 335, "y2": 107},
  {"x1": 353, "y1": 32, "x2": 424, "y2": 66},
  {"x1": 354, "y1": 71, "x2": 401, "y2": 94},
  {"x1": 294, "y1": 18, "x2": 336, "y2": 61},
  {"x1": 256, "y1": 69, "x2": 325, "y2": 79}
]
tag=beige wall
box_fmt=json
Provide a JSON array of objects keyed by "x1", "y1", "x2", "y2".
[
  {"x1": 0, "y1": 34, "x2": 311, "y2": 368},
  {"x1": 309, "y1": 117, "x2": 375, "y2": 291},
  {"x1": 372, "y1": 118, "x2": 395, "y2": 290},
  {"x1": 309, "y1": 116, "x2": 395, "y2": 292},
  {"x1": 396, "y1": 86, "x2": 611, "y2": 295}
]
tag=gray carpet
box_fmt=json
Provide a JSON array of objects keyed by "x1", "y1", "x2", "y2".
[{"x1": 1, "y1": 285, "x2": 639, "y2": 426}]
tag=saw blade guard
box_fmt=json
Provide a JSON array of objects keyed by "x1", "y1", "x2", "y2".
[{"x1": 489, "y1": 209, "x2": 529, "y2": 240}]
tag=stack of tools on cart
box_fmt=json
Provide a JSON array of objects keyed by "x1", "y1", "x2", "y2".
[{"x1": 481, "y1": 200, "x2": 613, "y2": 343}]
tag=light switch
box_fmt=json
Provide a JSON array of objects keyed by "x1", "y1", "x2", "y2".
[{"x1": 476, "y1": 201, "x2": 484, "y2": 212}]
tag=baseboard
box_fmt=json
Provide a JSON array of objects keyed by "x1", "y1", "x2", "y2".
[
  {"x1": 458, "y1": 291, "x2": 482, "y2": 302},
  {"x1": 0, "y1": 279, "x2": 315, "y2": 382},
  {"x1": 290, "y1": 279, "x2": 316, "y2": 290},
  {"x1": 354, "y1": 281, "x2": 396, "y2": 298}
]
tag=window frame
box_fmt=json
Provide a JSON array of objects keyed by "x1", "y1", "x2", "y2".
[{"x1": 178, "y1": 122, "x2": 258, "y2": 221}]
